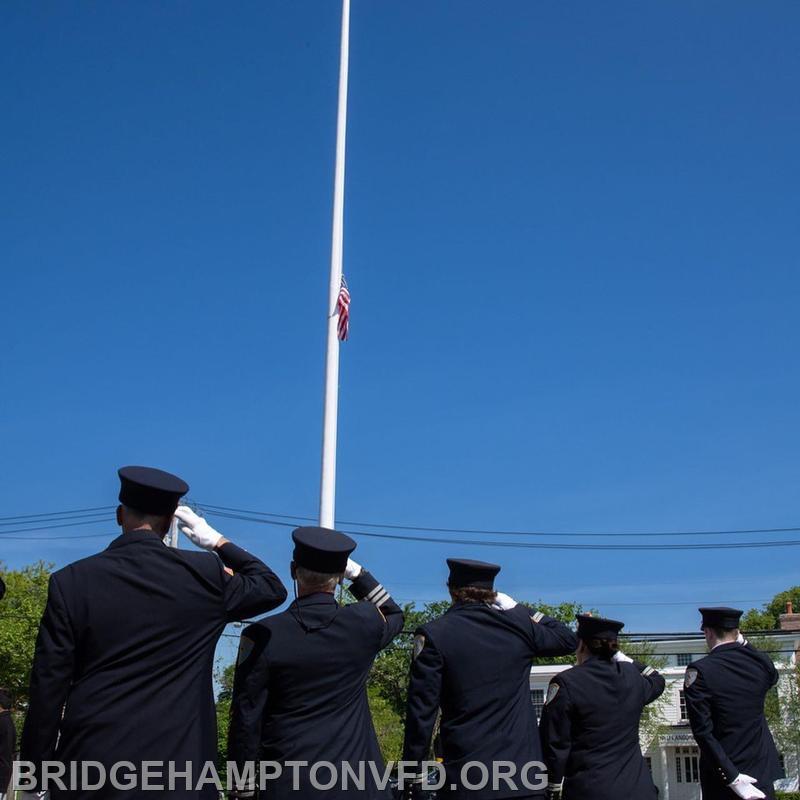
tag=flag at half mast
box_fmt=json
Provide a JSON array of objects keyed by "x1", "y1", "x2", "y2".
[{"x1": 337, "y1": 276, "x2": 351, "y2": 341}]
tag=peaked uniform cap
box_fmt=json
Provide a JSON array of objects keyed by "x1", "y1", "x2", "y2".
[
  {"x1": 446, "y1": 558, "x2": 501, "y2": 589},
  {"x1": 118, "y1": 466, "x2": 188, "y2": 516},
  {"x1": 292, "y1": 526, "x2": 356, "y2": 573}
]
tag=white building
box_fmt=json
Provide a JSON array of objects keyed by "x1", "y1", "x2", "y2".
[{"x1": 529, "y1": 608, "x2": 800, "y2": 800}]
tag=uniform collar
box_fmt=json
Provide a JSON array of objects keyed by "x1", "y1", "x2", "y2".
[
  {"x1": 710, "y1": 640, "x2": 741, "y2": 653},
  {"x1": 107, "y1": 530, "x2": 167, "y2": 550},
  {"x1": 293, "y1": 592, "x2": 338, "y2": 607},
  {"x1": 448, "y1": 601, "x2": 490, "y2": 612},
  {"x1": 581, "y1": 654, "x2": 613, "y2": 666}
]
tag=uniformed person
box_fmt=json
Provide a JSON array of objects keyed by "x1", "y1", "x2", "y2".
[
  {"x1": 538, "y1": 614, "x2": 666, "y2": 800},
  {"x1": 227, "y1": 526, "x2": 404, "y2": 800},
  {"x1": 20, "y1": 466, "x2": 287, "y2": 799},
  {"x1": 402, "y1": 559, "x2": 578, "y2": 800},
  {"x1": 0, "y1": 689, "x2": 15, "y2": 800},
  {"x1": 683, "y1": 607, "x2": 780, "y2": 800}
]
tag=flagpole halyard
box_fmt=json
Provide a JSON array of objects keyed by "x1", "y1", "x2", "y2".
[{"x1": 319, "y1": 0, "x2": 351, "y2": 529}]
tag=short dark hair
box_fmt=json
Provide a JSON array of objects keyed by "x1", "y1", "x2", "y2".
[
  {"x1": 584, "y1": 638, "x2": 620, "y2": 660},
  {"x1": 122, "y1": 505, "x2": 171, "y2": 536},
  {"x1": 294, "y1": 565, "x2": 341, "y2": 593},
  {"x1": 0, "y1": 689, "x2": 11, "y2": 709},
  {"x1": 706, "y1": 625, "x2": 737, "y2": 640},
  {"x1": 449, "y1": 585, "x2": 497, "y2": 605}
]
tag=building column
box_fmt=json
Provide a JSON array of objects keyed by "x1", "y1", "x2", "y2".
[{"x1": 661, "y1": 745, "x2": 671, "y2": 800}]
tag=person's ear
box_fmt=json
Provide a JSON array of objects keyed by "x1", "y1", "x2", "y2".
[{"x1": 116, "y1": 505, "x2": 123, "y2": 527}]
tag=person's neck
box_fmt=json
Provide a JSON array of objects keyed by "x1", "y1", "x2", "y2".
[
  {"x1": 710, "y1": 635, "x2": 738, "y2": 650},
  {"x1": 296, "y1": 587, "x2": 335, "y2": 599},
  {"x1": 124, "y1": 525, "x2": 163, "y2": 537}
]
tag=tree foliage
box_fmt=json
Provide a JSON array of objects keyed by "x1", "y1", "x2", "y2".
[
  {"x1": 0, "y1": 561, "x2": 51, "y2": 705},
  {"x1": 215, "y1": 660, "x2": 236, "y2": 782},
  {"x1": 742, "y1": 586, "x2": 800, "y2": 631}
]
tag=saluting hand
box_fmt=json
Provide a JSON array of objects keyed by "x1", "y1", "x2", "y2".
[
  {"x1": 491, "y1": 592, "x2": 518, "y2": 611},
  {"x1": 174, "y1": 506, "x2": 225, "y2": 551},
  {"x1": 612, "y1": 650, "x2": 634, "y2": 664},
  {"x1": 344, "y1": 558, "x2": 363, "y2": 581},
  {"x1": 727, "y1": 774, "x2": 766, "y2": 800}
]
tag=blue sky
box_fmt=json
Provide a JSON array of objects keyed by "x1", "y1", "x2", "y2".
[{"x1": 2, "y1": 1, "x2": 799, "y2": 656}]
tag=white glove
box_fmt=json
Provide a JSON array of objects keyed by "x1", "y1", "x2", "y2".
[
  {"x1": 491, "y1": 592, "x2": 517, "y2": 610},
  {"x1": 613, "y1": 650, "x2": 634, "y2": 663},
  {"x1": 344, "y1": 558, "x2": 362, "y2": 581},
  {"x1": 727, "y1": 774, "x2": 765, "y2": 800},
  {"x1": 174, "y1": 506, "x2": 223, "y2": 551}
]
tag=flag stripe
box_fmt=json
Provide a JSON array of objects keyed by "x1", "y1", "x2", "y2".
[{"x1": 337, "y1": 276, "x2": 350, "y2": 341}]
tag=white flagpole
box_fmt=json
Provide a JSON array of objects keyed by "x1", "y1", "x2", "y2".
[{"x1": 319, "y1": 0, "x2": 351, "y2": 529}]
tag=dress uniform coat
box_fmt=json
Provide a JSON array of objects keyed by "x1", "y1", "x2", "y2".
[
  {"x1": 538, "y1": 656, "x2": 665, "y2": 800},
  {"x1": 0, "y1": 708, "x2": 16, "y2": 799},
  {"x1": 403, "y1": 603, "x2": 578, "y2": 800},
  {"x1": 227, "y1": 570, "x2": 404, "y2": 800},
  {"x1": 684, "y1": 641, "x2": 780, "y2": 800},
  {"x1": 20, "y1": 530, "x2": 287, "y2": 799}
]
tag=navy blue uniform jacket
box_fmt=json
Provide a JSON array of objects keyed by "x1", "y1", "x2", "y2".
[
  {"x1": 684, "y1": 641, "x2": 780, "y2": 800},
  {"x1": 539, "y1": 656, "x2": 665, "y2": 800},
  {"x1": 20, "y1": 530, "x2": 287, "y2": 799},
  {"x1": 228, "y1": 570, "x2": 404, "y2": 800},
  {"x1": 403, "y1": 603, "x2": 577, "y2": 800}
]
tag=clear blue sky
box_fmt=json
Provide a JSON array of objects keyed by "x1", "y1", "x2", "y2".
[{"x1": 2, "y1": 1, "x2": 799, "y2": 648}]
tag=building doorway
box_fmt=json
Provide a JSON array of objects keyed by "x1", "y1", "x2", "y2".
[{"x1": 670, "y1": 746, "x2": 701, "y2": 800}]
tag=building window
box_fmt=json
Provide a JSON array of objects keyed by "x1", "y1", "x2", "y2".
[
  {"x1": 675, "y1": 747, "x2": 700, "y2": 783},
  {"x1": 679, "y1": 690, "x2": 688, "y2": 721},
  {"x1": 677, "y1": 653, "x2": 695, "y2": 666},
  {"x1": 531, "y1": 689, "x2": 545, "y2": 721}
]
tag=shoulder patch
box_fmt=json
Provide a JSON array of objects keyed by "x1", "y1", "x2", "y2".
[
  {"x1": 413, "y1": 634, "x2": 426, "y2": 660},
  {"x1": 531, "y1": 611, "x2": 544, "y2": 623},
  {"x1": 684, "y1": 668, "x2": 698, "y2": 689},
  {"x1": 546, "y1": 682, "x2": 560, "y2": 704},
  {"x1": 237, "y1": 634, "x2": 255, "y2": 666}
]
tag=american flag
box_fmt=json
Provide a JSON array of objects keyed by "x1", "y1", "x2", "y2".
[{"x1": 337, "y1": 276, "x2": 351, "y2": 341}]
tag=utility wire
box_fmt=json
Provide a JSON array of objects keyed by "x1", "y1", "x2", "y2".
[
  {"x1": 0, "y1": 512, "x2": 115, "y2": 528},
  {"x1": 0, "y1": 506, "x2": 115, "y2": 522},
  {"x1": 0, "y1": 533, "x2": 112, "y2": 541},
  {"x1": 199, "y1": 509, "x2": 800, "y2": 552},
  {"x1": 198, "y1": 502, "x2": 800, "y2": 539},
  {"x1": 0, "y1": 518, "x2": 116, "y2": 536}
]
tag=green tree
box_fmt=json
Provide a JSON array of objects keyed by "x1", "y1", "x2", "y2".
[
  {"x1": 742, "y1": 587, "x2": 800, "y2": 631},
  {"x1": 215, "y1": 661, "x2": 236, "y2": 778},
  {"x1": 618, "y1": 638, "x2": 670, "y2": 751},
  {"x1": 0, "y1": 562, "x2": 52, "y2": 705},
  {"x1": 368, "y1": 685, "x2": 404, "y2": 762}
]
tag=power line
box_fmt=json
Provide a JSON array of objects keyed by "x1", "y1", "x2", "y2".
[
  {"x1": 0, "y1": 512, "x2": 114, "y2": 528},
  {"x1": 198, "y1": 509, "x2": 800, "y2": 552},
  {"x1": 2, "y1": 502, "x2": 800, "y2": 552},
  {"x1": 0, "y1": 518, "x2": 115, "y2": 537},
  {"x1": 0, "y1": 533, "x2": 111, "y2": 541},
  {"x1": 198, "y1": 502, "x2": 800, "y2": 539},
  {"x1": 0, "y1": 506, "x2": 115, "y2": 523}
]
